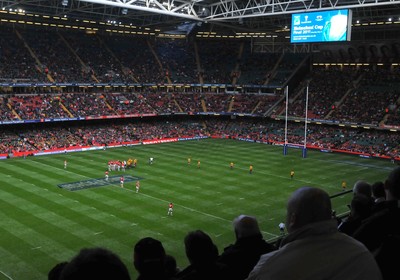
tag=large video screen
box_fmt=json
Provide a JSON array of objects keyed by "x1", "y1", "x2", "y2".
[{"x1": 290, "y1": 9, "x2": 352, "y2": 43}]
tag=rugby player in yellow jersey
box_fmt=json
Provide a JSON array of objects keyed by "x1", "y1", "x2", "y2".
[{"x1": 341, "y1": 180, "x2": 347, "y2": 191}]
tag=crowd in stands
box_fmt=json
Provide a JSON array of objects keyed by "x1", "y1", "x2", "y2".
[
  {"x1": 1, "y1": 91, "x2": 283, "y2": 120},
  {"x1": 2, "y1": 67, "x2": 398, "y2": 129},
  {"x1": 287, "y1": 65, "x2": 400, "y2": 124},
  {"x1": 49, "y1": 166, "x2": 400, "y2": 279},
  {"x1": 1, "y1": 118, "x2": 399, "y2": 159},
  {"x1": 237, "y1": 50, "x2": 279, "y2": 85},
  {"x1": 154, "y1": 39, "x2": 199, "y2": 84},
  {"x1": 196, "y1": 40, "x2": 240, "y2": 84},
  {"x1": 1, "y1": 25, "x2": 399, "y2": 129}
]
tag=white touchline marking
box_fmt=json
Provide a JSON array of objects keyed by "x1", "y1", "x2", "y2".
[
  {"x1": 94, "y1": 232, "x2": 103, "y2": 235},
  {"x1": 215, "y1": 234, "x2": 223, "y2": 237},
  {"x1": 0, "y1": 270, "x2": 14, "y2": 280},
  {"x1": 31, "y1": 246, "x2": 42, "y2": 250},
  {"x1": 131, "y1": 223, "x2": 137, "y2": 226}
]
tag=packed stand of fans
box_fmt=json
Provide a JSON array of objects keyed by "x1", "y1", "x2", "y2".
[
  {"x1": 154, "y1": 39, "x2": 199, "y2": 84},
  {"x1": 18, "y1": 28, "x2": 85, "y2": 83},
  {"x1": 237, "y1": 50, "x2": 279, "y2": 85},
  {"x1": 1, "y1": 118, "x2": 399, "y2": 159},
  {"x1": 329, "y1": 67, "x2": 400, "y2": 125},
  {"x1": 289, "y1": 66, "x2": 356, "y2": 119},
  {"x1": 267, "y1": 53, "x2": 307, "y2": 86},
  {"x1": 103, "y1": 35, "x2": 164, "y2": 84},
  {"x1": 197, "y1": 40, "x2": 240, "y2": 84},
  {"x1": 0, "y1": 26, "x2": 46, "y2": 83}
]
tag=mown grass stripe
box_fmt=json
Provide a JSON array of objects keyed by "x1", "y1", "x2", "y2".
[{"x1": 0, "y1": 139, "x2": 393, "y2": 280}]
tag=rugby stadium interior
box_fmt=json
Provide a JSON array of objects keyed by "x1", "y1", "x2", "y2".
[{"x1": 1, "y1": 0, "x2": 400, "y2": 279}]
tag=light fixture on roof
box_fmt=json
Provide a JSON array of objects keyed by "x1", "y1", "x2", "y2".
[
  {"x1": 62, "y1": 0, "x2": 68, "y2": 6},
  {"x1": 122, "y1": 8, "x2": 128, "y2": 15}
]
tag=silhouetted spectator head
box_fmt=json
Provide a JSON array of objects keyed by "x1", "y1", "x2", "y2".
[
  {"x1": 133, "y1": 237, "x2": 166, "y2": 278},
  {"x1": 232, "y1": 214, "x2": 262, "y2": 239},
  {"x1": 286, "y1": 186, "x2": 332, "y2": 233},
  {"x1": 350, "y1": 194, "x2": 372, "y2": 219},
  {"x1": 385, "y1": 166, "x2": 400, "y2": 200},
  {"x1": 353, "y1": 180, "x2": 372, "y2": 198},
  {"x1": 184, "y1": 230, "x2": 218, "y2": 267},
  {"x1": 59, "y1": 247, "x2": 130, "y2": 280},
  {"x1": 48, "y1": 261, "x2": 68, "y2": 280},
  {"x1": 372, "y1": 181, "x2": 386, "y2": 201},
  {"x1": 164, "y1": 254, "x2": 180, "y2": 278}
]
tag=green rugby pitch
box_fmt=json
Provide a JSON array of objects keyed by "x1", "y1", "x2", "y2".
[{"x1": 0, "y1": 138, "x2": 393, "y2": 279}]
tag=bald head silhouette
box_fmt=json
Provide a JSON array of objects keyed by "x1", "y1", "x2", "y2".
[{"x1": 286, "y1": 186, "x2": 332, "y2": 233}]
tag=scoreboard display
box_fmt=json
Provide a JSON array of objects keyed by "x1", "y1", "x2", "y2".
[{"x1": 290, "y1": 9, "x2": 352, "y2": 43}]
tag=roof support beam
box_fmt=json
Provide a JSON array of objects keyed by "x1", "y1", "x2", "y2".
[
  {"x1": 79, "y1": 0, "x2": 204, "y2": 21},
  {"x1": 79, "y1": 0, "x2": 400, "y2": 22}
]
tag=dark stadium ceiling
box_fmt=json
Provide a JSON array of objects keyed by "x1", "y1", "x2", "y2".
[{"x1": 1, "y1": 0, "x2": 400, "y2": 35}]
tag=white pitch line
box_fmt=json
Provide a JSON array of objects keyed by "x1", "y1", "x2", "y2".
[
  {"x1": 0, "y1": 270, "x2": 13, "y2": 280},
  {"x1": 31, "y1": 246, "x2": 42, "y2": 250},
  {"x1": 94, "y1": 232, "x2": 103, "y2": 235}
]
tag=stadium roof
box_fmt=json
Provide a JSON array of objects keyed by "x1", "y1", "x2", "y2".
[{"x1": 1, "y1": 0, "x2": 400, "y2": 37}]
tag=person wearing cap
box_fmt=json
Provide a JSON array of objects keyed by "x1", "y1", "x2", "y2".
[{"x1": 218, "y1": 215, "x2": 276, "y2": 280}]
